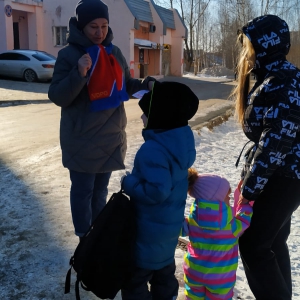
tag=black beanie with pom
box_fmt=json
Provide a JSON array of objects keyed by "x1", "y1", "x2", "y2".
[{"x1": 139, "y1": 81, "x2": 199, "y2": 130}]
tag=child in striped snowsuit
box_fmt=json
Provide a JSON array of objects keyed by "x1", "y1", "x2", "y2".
[{"x1": 181, "y1": 168, "x2": 253, "y2": 299}]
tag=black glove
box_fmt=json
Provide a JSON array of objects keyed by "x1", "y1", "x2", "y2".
[{"x1": 141, "y1": 76, "x2": 157, "y2": 90}]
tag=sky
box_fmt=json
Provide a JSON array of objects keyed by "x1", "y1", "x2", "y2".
[{"x1": 0, "y1": 74, "x2": 300, "y2": 300}]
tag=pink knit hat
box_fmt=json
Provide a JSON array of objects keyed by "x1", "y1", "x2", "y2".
[{"x1": 189, "y1": 173, "x2": 230, "y2": 202}]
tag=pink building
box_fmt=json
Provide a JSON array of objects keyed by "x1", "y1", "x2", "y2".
[{"x1": 0, "y1": 0, "x2": 187, "y2": 78}]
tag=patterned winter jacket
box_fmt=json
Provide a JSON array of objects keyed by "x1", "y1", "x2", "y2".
[
  {"x1": 240, "y1": 15, "x2": 300, "y2": 200},
  {"x1": 48, "y1": 17, "x2": 151, "y2": 173},
  {"x1": 181, "y1": 199, "x2": 252, "y2": 293}
]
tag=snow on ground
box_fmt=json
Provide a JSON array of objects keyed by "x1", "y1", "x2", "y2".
[
  {"x1": 0, "y1": 72, "x2": 299, "y2": 300},
  {"x1": 184, "y1": 65, "x2": 235, "y2": 79},
  {"x1": 1, "y1": 117, "x2": 300, "y2": 300}
]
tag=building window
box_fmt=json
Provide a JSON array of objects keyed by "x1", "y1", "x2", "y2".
[{"x1": 53, "y1": 26, "x2": 67, "y2": 46}]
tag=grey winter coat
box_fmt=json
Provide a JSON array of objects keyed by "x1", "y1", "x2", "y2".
[{"x1": 48, "y1": 17, "x2": 150, "y2": 173}]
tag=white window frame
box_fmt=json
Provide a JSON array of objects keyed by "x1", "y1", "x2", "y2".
[{"x1": 53, "y1": 26, "x2": 67, "y2": 47}]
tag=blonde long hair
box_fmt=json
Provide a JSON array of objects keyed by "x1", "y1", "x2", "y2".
[{"x1": 231, "y1": 33, "x2": 256, "y2": 124}]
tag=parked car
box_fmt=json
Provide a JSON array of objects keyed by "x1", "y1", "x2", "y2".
[{"x1": 0, "y1": 50, "x2": 56, "y2": 82}]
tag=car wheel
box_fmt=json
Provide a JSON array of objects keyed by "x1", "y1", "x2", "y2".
[{"x1": 24, "y1": 69, "x2": 37, "y2": 82}]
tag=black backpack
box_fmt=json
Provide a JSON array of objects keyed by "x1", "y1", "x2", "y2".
[{"x1": 64, "y1": 190, "x2": 136, "y2": 300}]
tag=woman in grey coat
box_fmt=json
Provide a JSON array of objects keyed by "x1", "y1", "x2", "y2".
[{"x1": 48, "y1": 0, "x2": 155, "y2": 238}]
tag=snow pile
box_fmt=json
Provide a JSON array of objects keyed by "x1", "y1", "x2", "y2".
[
  {"x1": 184, "y1": 66, "x2": 235, "y2": 79},
  {"x1": 200, "y1": 66, "x2": 234, "y2": 77}
]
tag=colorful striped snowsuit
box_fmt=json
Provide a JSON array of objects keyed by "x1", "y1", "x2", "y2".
[{"x1": 181, "y1": 198, "x2": 253, "y2": 300}]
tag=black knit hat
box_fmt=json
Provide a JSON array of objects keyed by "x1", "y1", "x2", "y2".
[
  {"x1": 76, "y1": 0, "x2": 109, "y2": 30},
  {"x1": 139, "y1": 81, "x2": 199, "y2": 130}
]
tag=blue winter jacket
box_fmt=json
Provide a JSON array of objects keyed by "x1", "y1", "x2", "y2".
[{"x1": 122, "y1": 125, "x2": 196, "y2": 270}]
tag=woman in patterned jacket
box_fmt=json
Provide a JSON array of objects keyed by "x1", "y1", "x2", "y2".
[
  {"x1": 232, "y1": 14, "x2": 300, "y2": 299},
  {"x1": 181, "y1": 168, "x2": 252, "y2": 300}
]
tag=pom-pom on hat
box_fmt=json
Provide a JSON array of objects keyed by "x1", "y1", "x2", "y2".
[
  {"x1": 189, "y1": 173, "x2": 230, "y2": 202},
  {"x1": 76, "y1": 0, "x2": 109, "y2": 30},
  {"x1": 138, "y1": 81, "x2": 199, "y2": 130}
]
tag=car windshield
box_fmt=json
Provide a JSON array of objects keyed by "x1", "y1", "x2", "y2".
[{"x1": 31, "y1": 52, "x2": 56, "y2": 61}]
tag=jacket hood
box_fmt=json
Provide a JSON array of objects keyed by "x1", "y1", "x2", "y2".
[
  {"x1": 194, "y1": 198, "x2": 233, "y2": 231},
  {"x1": 67, "y1": 16, "x2": 113, "y2": 48},
  {"x1": 241, "y1": 15, "x2": 290, "y2": 71},
  {"x1": 142, "y1": 126, "x2": 196, "y2": 170}
]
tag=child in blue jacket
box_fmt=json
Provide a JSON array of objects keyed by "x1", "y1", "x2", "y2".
[{"x1": 121, "y1": 81, "x2": 199, "y2": 300}]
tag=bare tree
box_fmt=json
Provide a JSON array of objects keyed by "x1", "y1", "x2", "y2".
[
  {"x1": 180, "y1": 0, "x2": 212, "y2": 71},
  {"x1": 216, "y1": 0, "x2": 256, "y2": 70},
  {"x1": 156, "y1": 0, "x2": 212, "y2": 71},
  {"x1": 155, "y1": 0, "x2": 175, "y2": 8},
  {"x1": 155, "y1": 0, "x2": 300, "y2": 72}
]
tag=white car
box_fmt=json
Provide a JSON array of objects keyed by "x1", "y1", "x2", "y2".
[{"x1": 0, "y1": 49, "x2": 56, "y2": 82}]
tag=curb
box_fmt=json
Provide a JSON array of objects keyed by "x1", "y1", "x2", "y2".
[
  {"x1": 191, "y1": 107, "x2": 235, "y2": 132},
  {"x1": 0, "y1": 100, "x2": 51, "y2": 107}
]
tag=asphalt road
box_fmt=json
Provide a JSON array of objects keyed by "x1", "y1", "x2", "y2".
[
  {"x1": 0, "y1": 76, "x2": 235, "y2": 167},
  {"x1": 0, "y1": 76, "x2": 235, "y2": 123}
]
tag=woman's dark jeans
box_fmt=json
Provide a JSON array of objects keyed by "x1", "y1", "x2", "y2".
[
  {"x1": 121, "y1": 260, "x2": 178, "y2": 300},
  {"x1": 69, "y1": 170, "x2": 112, "y2": 237},
  {"x1": 239, "y1": 176, "x2": 300, "y2": 300}
]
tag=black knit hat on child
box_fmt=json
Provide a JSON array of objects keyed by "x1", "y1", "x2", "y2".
[
  {"x1": 76, "y1": 0, "x2": 109, "y2": 30},
  {"x1": 138, "y1": 81, "x2": 199, "y2": 130}
]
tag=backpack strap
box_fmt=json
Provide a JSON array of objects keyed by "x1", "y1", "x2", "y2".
[
  {"x1": 65, "y1": 255, "x2": 75, "y2": 294},
  {"x1": 64, "y1": 266, "x2": 72, "y2": 294},
  {"x1": 235, "y1": 140, "x2": 253, "y2": 168},
  {"x1": 80, "y1": 281, "x2": 91, "y2": 291},
  {"x1": 74, "y1": 274, "x2": 90, "y2": 299},
  {"x1": 75, "y1": 278, "x2": 81, "y2": 300}
]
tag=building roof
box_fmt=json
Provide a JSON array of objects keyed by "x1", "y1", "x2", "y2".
[
  {"x1": 123, "y1": 0, "x2": 187, "y2": 38},
  {"x1": 174, "y1": 8, "x2": 188, "y2": 39},
  {"x1": 154, "y1": 5, "x2": 175, "y2": 29},
  {"x1": 124, "y1": 0, "x2": 153, "y2": 23}
]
